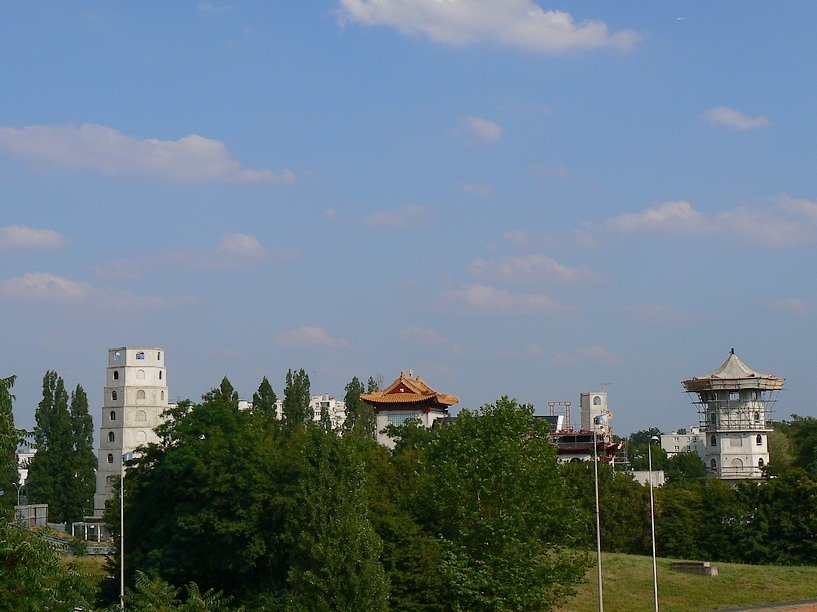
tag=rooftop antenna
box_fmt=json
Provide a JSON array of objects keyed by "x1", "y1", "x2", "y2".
[{"x1": 600, "y1": 382, "x2": 611, "y2": 392}]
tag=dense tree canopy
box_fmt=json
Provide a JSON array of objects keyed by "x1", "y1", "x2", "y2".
[
  {"x1": 0, "y1": 374, "x2": 22, "y2": 515},
  {"x1": 26, "y1": 371, "x2": 96, "y2": 523}
]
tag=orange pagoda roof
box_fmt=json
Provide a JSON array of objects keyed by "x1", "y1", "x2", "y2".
[{"x1": 360, "y1": 371, "x2": 459, "y2": 408}]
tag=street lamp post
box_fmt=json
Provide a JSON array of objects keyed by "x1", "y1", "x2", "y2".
[
  {"x1": 120, "y1": 451, "x2": 133, "y2": 610},
  {"x1": 648, "y1": 436, "x2": 660, "y2": 612},
  {"x1": 593, "y1": 427, "x2": 604, "y2": 612}
]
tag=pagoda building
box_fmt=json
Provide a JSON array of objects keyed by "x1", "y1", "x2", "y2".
[
  {"x1": 360, "y1": 370, "x2": 459, "y2": 448},
  {"x1": 682, "y1": 349, "x2": 783, "y2": 480}
]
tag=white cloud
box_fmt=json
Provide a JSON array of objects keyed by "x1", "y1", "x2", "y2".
[
  {"x1": 461, "y1": 116, "x2": 503, "y2": 143},
  {"x1": 702, "y1": 107, "x2": 770, "y2": 130},
  {"x1": 604, "y1": 200, "x2": 709, "y2": 233},
  {"x1": 467, "y1": 254, "x2": 600, "y2": 285},
  {"x1": 0, "y1": 124, "x2": 295, "y2": 183},
  {"x1": 460, "y1": 182, "x2": 494, "y2": 197},
  {"x1": 0, "y1": 272, "x2": 190, "y2": 309},
  {"x1": 96, "y1": 233, "x2": 289, "y2": 280},
  {"x1": 197, "y1": 2, "x2": 233, "y2": 13},
  {"x1": 399, "y1": 325, "x2": 459, "y2": 350},
  {"x1": 336, "y1": 0, "x2": 640, "y2": 53},
  {"x1": 218, "y1": 233, "x2": 266, "y2": 257},
  {"x1": 772, "y1": 298, "x2": 810, "y2": 316},
  {"x1": 449, "y1": 283, "x2": 573, "y2": 314},
  {"x1": 628, "y1": 303, "x2": 686, "y2": 324},
  {"x1": 580, "y1": 345, "x2": 620, "y2": 365},
  {"x1": 364, "y1": 204, "x2": 430, "y2": 228},
  {"x1": 594, "y1": 195, "x2": 817, "y2": 246},
  {"x1": 273, "y1": 326, "x2": 349, "y2": 349},
  {"x1": 0, "y1": 225, "x2": 65, "y2": 250}
]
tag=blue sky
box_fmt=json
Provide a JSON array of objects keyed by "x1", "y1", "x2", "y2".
[{"x1": 2, "y1": 1, "x2": 815, "y2": 441}]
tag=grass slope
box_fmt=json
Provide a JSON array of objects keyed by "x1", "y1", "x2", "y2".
[{"x1": 562, "y1": 553, "x2": 817, "y2": 612}]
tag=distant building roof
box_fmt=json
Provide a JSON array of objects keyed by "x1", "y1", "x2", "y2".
[
  {"x1": 682, "y1": 349, "x2": 783, "y2": 392},
  {"x1": 360, "y1": 371, "x2": 459, "y2": 409}
]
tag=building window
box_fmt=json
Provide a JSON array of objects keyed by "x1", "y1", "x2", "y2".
[
  {"x1": 710, "y1": 458, "x2": 717, "y2": 469},
  {"x1": 754, "y1": 411, "x2": 760, "y2": 422},
  {"x1": 136, "y1": 410, "x2": 147, "y2": 422},
  {"x1": 593, "y1": 396, "x2": 601, "y2": 405},
  {"x1": 136, "y1": 431, "x2": 147, "y2": 443},
  {"x1": 112, "y1": 391, "x2": 117, "y2": 401},
  {"x1": 113, "y1": 371, "x2": 119, "y2": 380},
  {"x1": 106, "y1": 475, "x2": 116, "y2": 486},
  {"x1": 161, "y1": 391, "x2": 164, "y2": 400},
  {"x1": 159, "y1": 371, "x2": 163, "y2": 380},
  {"x1": 387, "y1": 413, "x2": 419, "y2": 426},
  {"x1": 756, "y1": 434, "x2": 762, "y2": 446},
  {"x1": 137, "y1": 390, "x2": 146, "y2": 400},
  {"x1": 157, "y1": 351, "x2": 161, "y2": 360},
  {"x1": 758, "y1": 458, "x2": 765, "y2": 468},
  {"x1": 136, "y1": 351, "x2": 145, "y2": 360},
  {"x1": 107, "y1": 453, "x2": 114, "y2": 464},
  {"x1": 108, "y1": 431, "x2": 115, "y2": 442},
  {"x1": 110, "y1": 410, "x2": 115, "y2": 421},
  {"x1": 710, "y1": 435, "x2": 717, "y2": 447},
  {"x1": 710, "y1": 413, "x2": 716, "y2": 424},
  {"x1": 137, "y1": 369, "x2": 145, "y2": 380},
  {"x1": 114, "y1": 351, "x2": 121, "y2": 361}
]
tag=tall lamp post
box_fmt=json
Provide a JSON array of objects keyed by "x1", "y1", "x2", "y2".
[
  {"x1": 648, "y1": 436, "x2": 660, "y2": 612},
  {"x1": 120, "y1": 451, "x2": 133, "y2": 610},
  {"x1": 592, "y1": 414, "x2": 607, "y2": 612}
]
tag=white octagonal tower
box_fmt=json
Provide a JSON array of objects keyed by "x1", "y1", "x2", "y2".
[
  {"x1": 682, "y1": 349, "x2": 783, "y2": 480},
  {"x1": 93, "y1": 347, "x2": 172, "y2": 515}
]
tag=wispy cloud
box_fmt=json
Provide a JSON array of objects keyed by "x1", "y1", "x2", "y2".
[
  {"x1": 460, "y1": 182, "x2": 494, "y2": 197},
  {"x1": 95, "y1": 233, "x2": 291, "y2": 280},
  {"x1": 702, "y1": 107, "x2": 770, "y2": 130},
  {"x1": 0, "y1": 124, "x2": 295, "y2": 183},
  {"x1": 0, "y1": 225, "x2": 66, "y2": 250},
  {"x1": 399, "y1": 325, "x2": 459, "y2": 351},
  {"x1": 628, "y1": 303, "x2": 686, "y2": 324},
  {"x1": 336, "y1": 0, "x2": 639, "y2": 53},
  {"x1": 460, "y1": 116, "x2": 503, "y2": 143},
  {"x1": 448, "y1": 283, "x2": 574, "y2": 315},
  {"x1": 0, "y1": 272, "x2": 191, "y2": 309},
  {"x1": 604, "y1": 200, "x2": 709, "y2": 233},
  {"x1": 197, "y1": 2, "x2": 233, "y2": 13},
  {"x1": 772, "y1": 298, "x2": 810, "y2": 316},
  {"x1": 467, "y1": 254, "x2": 600, "y2": 286},
  {"x1": 273, "y1": 326, "x2": 349, "y2": 349},
  {"x1": 580, "y1": 345, "x2": 620, "y2": 365},
  {"x1": 364, "y1": 204, "x2": 431, "y2": 228}
]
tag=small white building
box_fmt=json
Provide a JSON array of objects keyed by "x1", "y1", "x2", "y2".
[{"x1": 660, "y1": 426, "x2": 706, "y2": 461}]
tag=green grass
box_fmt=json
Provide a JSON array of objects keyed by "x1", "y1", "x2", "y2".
[{"x1": 561, "y1": 553, "x2": 817, "y2": 612}]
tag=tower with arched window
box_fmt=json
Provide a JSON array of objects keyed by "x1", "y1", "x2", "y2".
[
  {"x1": 93, "y1": 347, "x2": 172, "y2": 515},
  {"x1": 682, "y1": 349, "x2": 783, "y2": 480}
]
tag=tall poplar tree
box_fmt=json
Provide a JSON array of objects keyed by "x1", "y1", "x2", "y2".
[
  {"x1": 0, "y1": 375, "x2": 21, "y2": 514},
  {"x1": 68, "y1": 384, "x2": 97, "y2": 522},
  {"x1": 343, "y1": 375, "x2": 376, "y2": 439},
  {"x1": 26, "y1": 371, "x2": 95, "y2": 523},
  {"x1": 282, "y1": 368, "x2": 310, "y2": 431}
]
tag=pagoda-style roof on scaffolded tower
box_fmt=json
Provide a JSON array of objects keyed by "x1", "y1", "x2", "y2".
[
  {"x1": 360, "y1": 371, "x2": 459, "y2": 409},
  {"x1": 682, "y1": 349, "x2": 784, "y2": 393}
]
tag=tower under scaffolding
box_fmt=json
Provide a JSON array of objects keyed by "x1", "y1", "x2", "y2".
[{"x1": 682, "y1": 349, "x2": 783, "y2": 480}]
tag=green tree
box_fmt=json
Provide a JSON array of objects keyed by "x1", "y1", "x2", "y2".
[
  {"x1": 561, "y1": 460, "x2": 649, "y2": 555},
  {"x1": 766, "y1": 425, "x2": 794, "y2": 476},
  {"x1": 775, "y1": 415, "x2": 817, "y2": 474},
  {"x1": 26, "y1": 371, "x2": 79, "y2": 522},
  {"x1": 282, "y1": 368, "x2": 311, "y2": 431},
  {"x1": 414, "y1": 397, "x2": 591, "y2": 611},
  {"x1": 0, "y1": 520, "x2": 93, "y2": 610},
  {"x1": 665, "y1": 450, "x2": 707, "y2": 483},
  {"x1": 68, "y1": 384, "x2": 97, "y2": 521},
  {"x1": 286, "y1": 426, "x2": 388, "y2": 611},
  {"x1": 0, "y1": 374, "x2": 22, "y2": 515},
  {"x1": 251, "y1": 375, "x2": 278, "y2": 425},
  {"x1": 627, "y1": 428, "x2": 666, "y2": 471},
  {"x1": 118, "y1": 570, "x2": 232, "y2": 611},
  {"x1": 342, "y1": 375, "x2": 376, "y2": 439}
]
